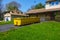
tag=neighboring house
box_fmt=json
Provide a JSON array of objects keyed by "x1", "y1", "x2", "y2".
[
  {"x1": 4, "y1": 10, "x2": 28, "y2": 21},
  {"x1": 26, "y1": 0, "x2": 60, "y2": 21}
]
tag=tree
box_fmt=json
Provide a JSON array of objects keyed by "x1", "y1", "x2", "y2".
[
  {"x1": 31, "y1": 3, "x2": 44, "y2": 9},
  {"x1": 6, "y1": 1, "x2": 21, "y2": 11},
  {"x1": 0, "y1": 0, "x2": 3, "y2": 20},
  {"x1": 27, "y1": 3, "x2": 44, "y2": 11},
  {"x1": 0, "y1": 0, "x2": 2, "y2": 13}
]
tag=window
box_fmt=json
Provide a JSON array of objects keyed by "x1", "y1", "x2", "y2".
[
  {"x1": 50, "y1": 2, "x2": 54, "y2": 6},
  {"x1": 55, "y1": 1, "x2": 59, "y2": 5}
]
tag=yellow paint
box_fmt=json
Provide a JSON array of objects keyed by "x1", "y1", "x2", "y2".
[
  {"x1": 14, "y1": 17, "x2": 40, "y2": 26},
  {"x1": 14, "y1": 18, "x2": 21, "y2": 26}
]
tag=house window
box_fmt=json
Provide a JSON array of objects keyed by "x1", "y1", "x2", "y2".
[
  {"x1": 50, "y1": 2, "x2": 54, "y2": 6},
  {"x1": 55, "y1": 1, "x2": 59, "y2": 5}
]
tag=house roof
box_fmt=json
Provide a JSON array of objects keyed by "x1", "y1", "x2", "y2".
[
  {"x1": 3, "y1": 11, "x2": 10, "y2": 13},
  {"x1": 3, "y1": 9, "x2": 23, "y2": 14},
  {"x1": 4, "y1": 11, "x2": 28, "y2": 17},
  {"x1": 11, "y1": 13, "x2": 29, "y2": 16},
  {"x1": 46, "y1": 0, "x2": 56, "y2": 2},
  {"x1": 26, "y1": 8, "x2": 60, "y2": 14}
]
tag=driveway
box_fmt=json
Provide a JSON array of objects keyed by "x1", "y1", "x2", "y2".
[
  {"x1": 0, "y1": 24, "x2": 15, "y2": 32},
  {"x1": 0, "y1": 23, "x2": 39, "y2": 32}
]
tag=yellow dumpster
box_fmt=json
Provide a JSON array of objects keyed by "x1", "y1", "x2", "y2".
[
  {"x1": 14, "y1": 17, "x2": 40, "y2": 26},
  {"x1": 14, "y1": 18, "x2": 21, "y2": 26}
]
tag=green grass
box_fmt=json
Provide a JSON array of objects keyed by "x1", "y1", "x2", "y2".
[
  {"x1": 0, "y1": 21, "x2": 13, "y2": 25},
  {"x1": 0, "y1": 21, "x2": 60, "y2": 40}
]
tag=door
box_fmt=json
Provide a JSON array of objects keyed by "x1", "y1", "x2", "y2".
[
  {"x1": 40, "y1": 17, "x2": 45, "y2": 22},
  {"x1": 5, "y1": 17, "x2": 11, "y2": 21},
  {"x1": 50, "y1": 13, "x2": 55, "y2": 20}
]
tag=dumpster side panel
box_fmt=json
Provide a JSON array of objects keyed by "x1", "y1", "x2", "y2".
[
  {"x1": 14, "y1": 17, "x2": 40, "y2": 26},
  {"x1": 18, "y1": 20, "x2": 21, "y2": 26},
  {"x1": 14, "y1": 18, "x2": 21, "y2": 26}
]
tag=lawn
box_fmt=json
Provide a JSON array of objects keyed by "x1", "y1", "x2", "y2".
[
  {"x1": 0, "y1": 21, "x2": 60, "y2": 40},
  {"x1": 0, "y1": 21, "x2": 13, "y2": 25}
]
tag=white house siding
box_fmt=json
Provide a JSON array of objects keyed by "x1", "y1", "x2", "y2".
[
  {"x1": 4, "y1": 13, "x2": 11, "y2": 21},
  {"x1": 4, "y1": 17, "x2": 11, "y2": 21},
  {"x1": 45, "y1": 4, "x2": 60, "y2": 9},
  {"x1": 45, "y1": 2, "x2": 60, "y2": 9}
]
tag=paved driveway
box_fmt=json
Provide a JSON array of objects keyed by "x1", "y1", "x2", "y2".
[
  {"x1": 0, "y1": 24, "x2": 14, "y2": 32},
  {"x1": 0, "y1": 23, "x2": 39, "y2": 32}
]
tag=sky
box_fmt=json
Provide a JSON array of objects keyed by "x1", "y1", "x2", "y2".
[{"x1": 2, "y1": 0, "x2": 46, "y2": 12}]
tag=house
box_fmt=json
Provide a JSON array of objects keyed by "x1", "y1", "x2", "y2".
[
  {"x1": 4, "y1": 10, "x2": 28, "y2": 21},
  {"x1": 26, "y1": 0, "x2": 60, "y2": 21}
]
